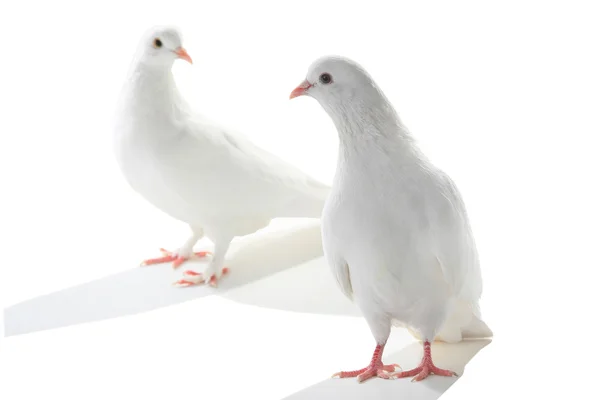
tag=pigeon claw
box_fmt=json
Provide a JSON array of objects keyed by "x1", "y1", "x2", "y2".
[
  {"x1": 332, "y1": 343, "x2": 399, "y2": 383},
  {"x1": 172, "y1": 256, "x2": 189, "y2": 268},
  {"x1": 393, "y1": 364, "x2": 457, "y2": 382},
  {"x1": 333, "y1": 363, "x2": 400, "y2": 383},
  {"x1": 392, "y1": 341, "x2": 458, "y2": 382},
  {"x1": 172, "y1": 279, "x2": 197, "y2": 287},
  {"x1": 140, "y1": 248, "x2": 212, "y2": 268},
  {"x1": 172, "y1": 268, "x2": 229, "y2": 288},
  {"x1": 208, "y1": 267, "x2": 230, "y2": 287},
  {"x1": 208, "y1": 275, "x2": 218, "y2": 287}
]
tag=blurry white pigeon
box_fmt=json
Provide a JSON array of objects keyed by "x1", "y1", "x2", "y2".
[
  {"x1": 113, "y1": 26, "x2": 329, "y2": 287},
  {"x1": 290, "y1": 56, "x2": 492, "y2": 382}
]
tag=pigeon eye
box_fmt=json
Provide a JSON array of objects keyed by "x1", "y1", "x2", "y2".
[
  {"x1": 319, "y1": 73, "x2": 332, "y2": 84},
  {"x1": 153, "y1": 38, "x2": 163, "y2": 48}
]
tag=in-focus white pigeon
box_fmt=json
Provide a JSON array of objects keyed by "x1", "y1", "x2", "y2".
[
  {"x1": 289, "y1": 56, "x2": 492, "y2": 382},
  {"x1": 113, "y1": 26, "x2": 329, "y2": 287}
]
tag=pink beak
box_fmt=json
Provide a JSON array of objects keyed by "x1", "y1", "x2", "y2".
[
  {"x1": 289, "y1": 80, "x2": 312, "y2": 99},
  {"x1": 174, "y1": 47, "x2": 193, "y2": 64}
]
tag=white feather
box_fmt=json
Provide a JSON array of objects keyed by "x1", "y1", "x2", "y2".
[
  {"x1": 113, "y1": 26, "x2": 329, "y2": 280},
  {"x1": 296, "y1": 55, "x2": 492, "y2": 345}
]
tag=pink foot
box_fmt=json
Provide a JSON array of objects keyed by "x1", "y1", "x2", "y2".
[
  {"x1": 140, "y1": 248, "x2": 212, "y2": 269},
  {"x1": 173, "y1": 267, "x2": 230, "y2": 288},
  {"x1": 332, "y1": 343, "x2": 400, "y2": 383},
  {"x1": 392, "y1": 341, "x2": 458, "y2": 382}
]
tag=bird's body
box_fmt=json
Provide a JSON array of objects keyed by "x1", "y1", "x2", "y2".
[
  {"x1": 323, "y1": 133, "x2": 487, "y2": 344},
  {"x1": 290, "y1": 55, "x2": 491, "y2": 382},
  {"x1": 114, "y1": 27, "x2": 329, "y2": 285}
]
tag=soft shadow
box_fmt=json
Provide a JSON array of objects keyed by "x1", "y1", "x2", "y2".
[
  {"x1": 282, "y1": 339, "x2": 492, "y2": 400},
  {"x1": 221, "y1": 254, "x2": 361, "y2": 318},
  {"x1": 3, "y1": 220, "x2": 333, "y2": 337}
]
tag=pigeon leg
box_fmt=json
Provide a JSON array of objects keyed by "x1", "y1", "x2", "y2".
[
  {"x1": 173, "y1": 236, "x2": 233, "y2": 288},
  {"x1": 392, "y1": 341, "x2": 458, "y2": 382},
  {"x1": 332, "y1": 343, "x2": 400, "y2": 383}
]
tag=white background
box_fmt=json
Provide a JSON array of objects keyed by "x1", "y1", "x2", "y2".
[{"x1": 1, "y1": 0, "x2": 600, "y2": 398}]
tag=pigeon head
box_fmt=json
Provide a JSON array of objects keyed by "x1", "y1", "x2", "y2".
[
  {"x1": 289, "y1": 55, "x2": 379, "y2": 107},
  {"x1": 289, "y1": 55, "x2": 405, "y2": 141},
  {"x1": 136, "y1": 26, "x2": 192, "y2": 68}
]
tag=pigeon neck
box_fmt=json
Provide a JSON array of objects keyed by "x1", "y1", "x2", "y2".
[
  {"x1": 128, "y1": 64, "x2": 181, "y2": 112},
  {"x1": 326, "y1": 97, "x2": 418, "y2": 163}
]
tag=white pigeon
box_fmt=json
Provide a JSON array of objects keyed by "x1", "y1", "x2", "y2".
[
  {"x1": 113, "y1": 26, "x2": 329, "y2": 287},
  {"x1": 289, "y1": 55, "x2": 492, "y2": 382}
]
